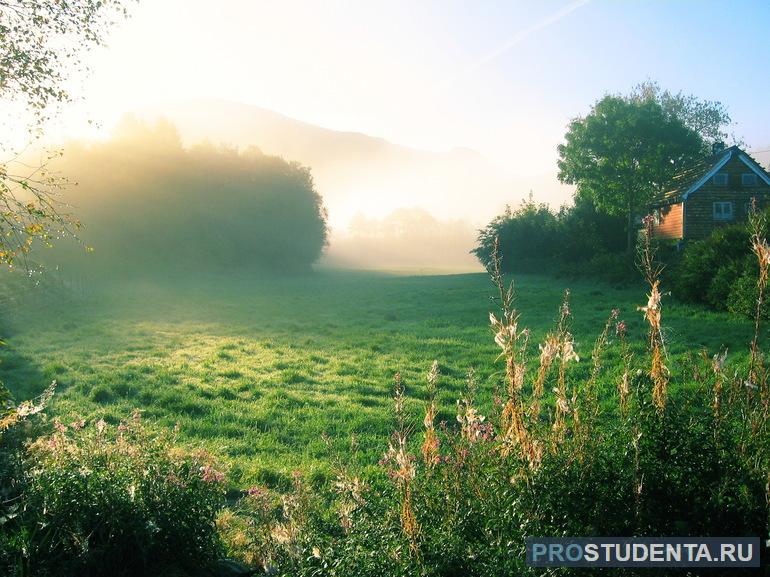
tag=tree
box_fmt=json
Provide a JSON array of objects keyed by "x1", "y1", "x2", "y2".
[
  {"x1": 472, "y1": 194, "x2": 559, "y2": 272},
  {"x1": 557, "y1": 95, "x2": 703, "y2": 251},
  {"x1": 630, "y1": 80, "x2": 735, "y2": 150},
  {"x1": 0, "y1": 0, "x2": 131, "y2": 267}
]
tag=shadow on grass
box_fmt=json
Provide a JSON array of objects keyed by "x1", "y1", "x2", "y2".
[{"x1": 0, "y1": 341, "x2": 51, "y2": 402}]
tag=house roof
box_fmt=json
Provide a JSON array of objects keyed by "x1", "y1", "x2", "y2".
[{"x1": 652, "y1": 145, "x2": 770, "y2": 207}]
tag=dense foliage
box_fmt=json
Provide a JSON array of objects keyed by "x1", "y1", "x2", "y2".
[
  {"x1": 670, "y1": 216, "x2": 769, "y2": 318},
  {"x1": 557, "y1": 96, "x2": 701, "y2": 251},
  {"x1": 44, "y1": 118, "x2": 329, "y2": 275},
  {"x1": 0, "y1": 410, "x2": 225, "y2": 577},
  {"x1": 473, "y1": 196, "x2": 632, "y2": 284}
]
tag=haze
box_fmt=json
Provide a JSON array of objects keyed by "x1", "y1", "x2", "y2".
[{"x1": 5, "y1": 0, "x2": 770, "y2": 270}]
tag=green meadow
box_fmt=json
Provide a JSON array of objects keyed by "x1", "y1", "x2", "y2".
[{"x1": 0, "y1": 270, "x2": 757, "y2": 488}]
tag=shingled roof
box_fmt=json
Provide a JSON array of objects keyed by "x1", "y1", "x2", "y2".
[{"x1": 652, "y1": 145, "x2": 770, "y2": 207}]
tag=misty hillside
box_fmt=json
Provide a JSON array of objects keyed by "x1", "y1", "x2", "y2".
[{"x1": 137, "y1": 100, "x2": 550, "y2": 229}]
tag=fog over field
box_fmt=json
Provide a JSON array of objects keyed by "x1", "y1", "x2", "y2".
[{"x1": 133, "y1": 100, "x2": 568, "y2": 271}]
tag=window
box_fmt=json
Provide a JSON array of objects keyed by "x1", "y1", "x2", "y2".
[
  {"x1": 742, "y1": 173, "x2": 758, "y2": 186},
  {"x1": 713, "y1": 201, "x2": 734, "y2": 221},
  {"x1": 713, "y1": 173, "x2": 729, "y2": 186}
]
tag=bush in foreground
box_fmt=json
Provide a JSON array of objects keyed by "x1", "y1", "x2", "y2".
[{"x1": 1, "y1": 409, "x2": 226, "y2": 577}]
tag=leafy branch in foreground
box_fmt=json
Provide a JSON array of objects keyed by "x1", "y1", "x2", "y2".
[
  {"x1": 0, "y1": 0, "x2": 133, "y2": 268},
  {"x1": 0, "y1": 0, "x2": 132, "y2": 128},
  {"x1": 0, "y1": 151, "x2": 85, "y2": 269}
]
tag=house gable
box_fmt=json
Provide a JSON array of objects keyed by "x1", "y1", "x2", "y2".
[
  {"x1": 683, "y1": 147, "x2": 770, "y2": 200},
  {"x1": 680, "y1": 152, "x2": 732, "y2": 200},
  {"x1": 651, "y1": 146, "x2": 770, "y2": 240},
  {"x1": 737, "y1": 153, "x2": 770, "y2": 186}
]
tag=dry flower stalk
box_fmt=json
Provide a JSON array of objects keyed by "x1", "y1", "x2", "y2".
[{"x1": 638, "y1": 215, "x2": 669, "y2": 412}]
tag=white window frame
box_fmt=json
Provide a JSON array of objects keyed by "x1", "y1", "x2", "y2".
[
  {"x1": 742, "y1": 173, "x2": 758, "y2": 186},
  {"x1": 713, "y1": 201, "x2": 734, "y2": 221},
  {"x1": 713, "y1": 173, "x2": 729, "y2": 186}
]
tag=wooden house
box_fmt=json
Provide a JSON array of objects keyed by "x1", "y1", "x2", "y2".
[{"x1": 650, "y1": 145, "x2": 770, "y2": 240}]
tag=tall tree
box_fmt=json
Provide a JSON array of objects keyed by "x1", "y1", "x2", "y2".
[
  {"x1": 0, "y1": 0, "x2": 131, "y2": 267},
  {"x1": 630, "y1": 80, "x2": 735, "y2": 149},
  {"x1": 557, "y1": 95, "x2": 703, "y2": 251}
]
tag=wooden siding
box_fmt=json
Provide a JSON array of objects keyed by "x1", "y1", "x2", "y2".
[
  {"x1": 683, "y1": 155, "x2": 770, "y2": 240},
  {"x1": 652, "y1": 203, "x2": 683, "y2": 239}
]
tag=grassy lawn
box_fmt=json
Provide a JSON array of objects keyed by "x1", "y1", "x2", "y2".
[{"x1": 0, "y1": 269, "x2": 758, "y2": 488}]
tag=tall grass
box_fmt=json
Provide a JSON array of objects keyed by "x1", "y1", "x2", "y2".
[{"x1": 219, "y1": 225, "x2": 770, "y2": 576}]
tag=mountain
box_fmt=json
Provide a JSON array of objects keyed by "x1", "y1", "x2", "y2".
[{"x1": 137, "y1": 100, "x2": 559, "y2": 228}]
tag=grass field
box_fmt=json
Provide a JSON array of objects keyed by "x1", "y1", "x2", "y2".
[{"x1": 0, "y1": 269, "x2": 758, "y2": 488}]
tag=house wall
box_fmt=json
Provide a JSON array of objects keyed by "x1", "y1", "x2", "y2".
[
  {"x1": 652, "y1": 203, "x2": 683, "y2": 239},
  {"x1": 683, "y1": 155, "x2": 770, "y2": 240}
]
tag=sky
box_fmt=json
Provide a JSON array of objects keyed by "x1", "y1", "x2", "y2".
[{"x1": 12, "y1": 0, "x2": 770, "y2": 216}]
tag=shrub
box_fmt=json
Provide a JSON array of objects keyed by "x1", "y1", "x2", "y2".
[
  {"x1": 1, "y1": 411, "x2": 226, "y2": 577},
  {"x1": 555, "y1": 195, "x2": 627, "y2": 262},
  {"x1": 671, "y1": 223, "x2": 753, "y2": 307},
  {"x1": 473, "y1": 196, "x2": 631, "y2": 283},
  {"x1": 669, "y1": 210, "x2": 770, "y2": 318},
  {"x1": 473, "y1": 195, "x2": 560, "y2": 272},
  {"x1": 560, "y1": 251, "x2": 638, "y2": 286},
  {"x1": 727, "y1": 270, "x2": 770, "y2": 319}
]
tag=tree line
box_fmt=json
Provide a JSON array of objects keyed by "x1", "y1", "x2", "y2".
[
  {"x1": 474, "y1": 81, "x2": 734, "y2": 271},
  {"x1": 42, "y1": 117, "x2": 329, "y2": 276}
]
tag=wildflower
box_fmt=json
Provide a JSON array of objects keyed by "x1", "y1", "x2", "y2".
[
  {"x1": 271, "y1": 524, "x2": 292, "y2": 545},
  {"x1": 477, "y1": 422, "x2": 495, "y2": 442},
  {"x1": 457, "y1": 403, "x2": 487, "y2": 442},
  {"x1": 382, "y1": 440, "x2": 417, "y2": 482},
  {"x1": 539, "y1": 338, "x2": 559, "y2": 366},
  {"x1": 200, "y1": 465, "x2": 225, "y2": 483},
  {"x1": 247, "y1": 486, "x2": 266, "y2": 498},
  {"x1": 53, "y1": 418, "x2": 67, "y2": 433},
  {"x1": 744, "y1": 380, "x2": 759, "y2": 390},
  {"x1": 615, "y1": 320, "x2": 627, "y2": 338},
  {"x1": 69, "y1": 418, "x2": 85, "y2": 430},
  {"x1": 712, "y1": 349, "x2": 728, "y2": 374},
  {"x1": 754, "y1": 238, "x2": 770, "y2": 269},
  {"x1": 421, "y1": 429, "x2": 440, "y2": 465},
  {"x1": 95, "y1": 419, "x2": 107, "y2": 433},
  {"x1": 13, "y1": 381, "x2": 56, "y2": 419},
  {"x1": 618, "y1": 371, "x2": 630, "y2": 407},
  {"x1": 554, "y1": 391, "x2": 570, "y2": 415},
  {"x1": 561, "y1": 336, "x2": 580, "y2": 363},
  {"x1": 638, "y1": 281, "x2": 662, "y2": 327}
]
